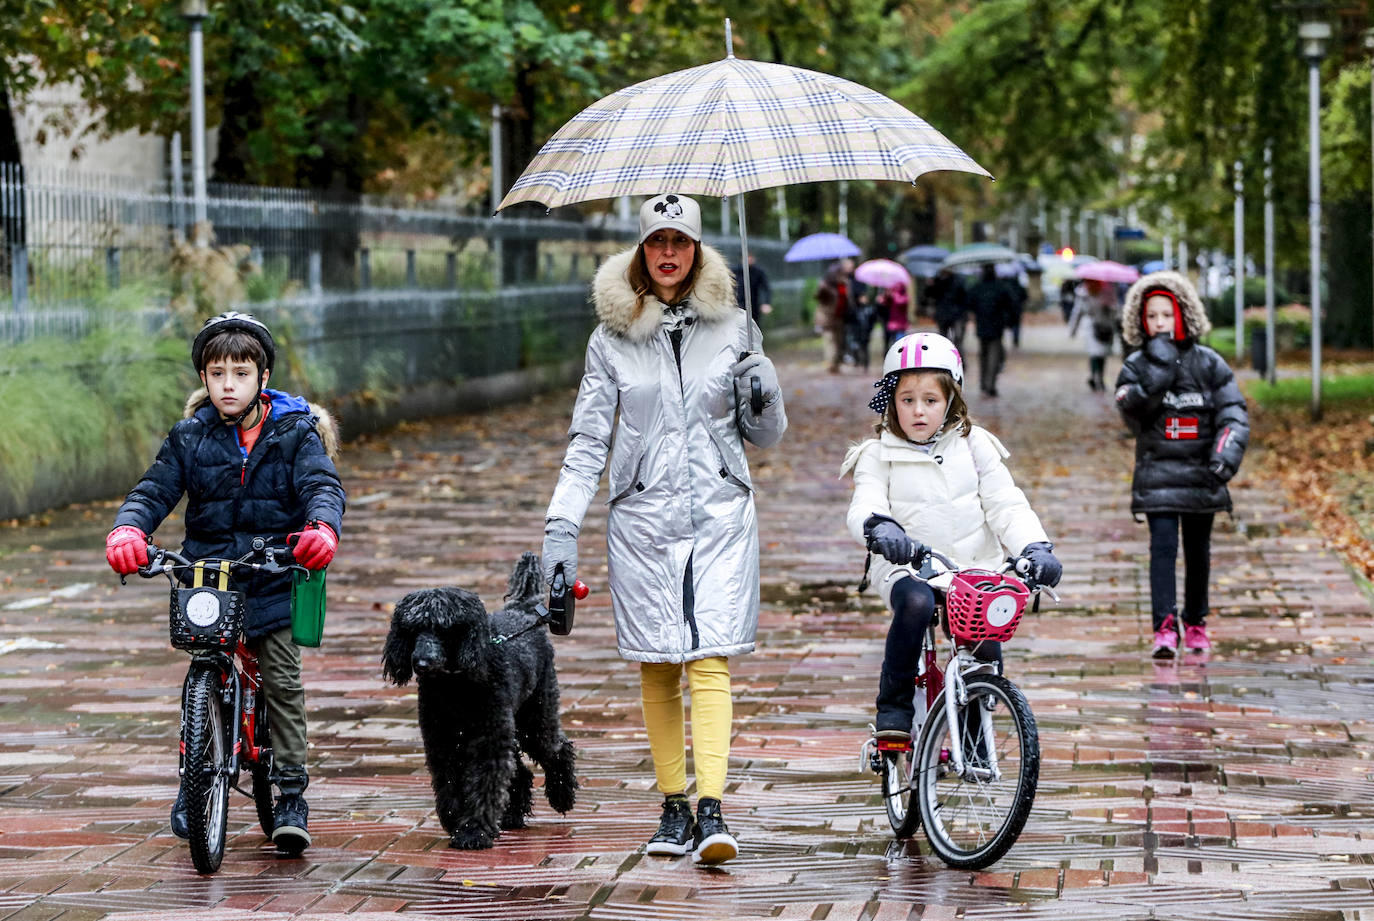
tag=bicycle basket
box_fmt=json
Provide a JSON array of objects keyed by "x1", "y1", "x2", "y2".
[
  {"x1": 170, "y1": 586, "x2": 246, "y2": 650},
  {"x1": 945, "y1": 569, "x2": 1030, "y2": 643}
]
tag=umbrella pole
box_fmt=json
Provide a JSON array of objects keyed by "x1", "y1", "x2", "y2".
[
  {"x1": 736, "y1": 192, "x2": 764, "y2": 413},
  {"x1": 737, "y1": 193, "x2": 754, "y2": 350}
]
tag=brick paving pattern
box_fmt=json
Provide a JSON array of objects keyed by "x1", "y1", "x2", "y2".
[{"x1": 2, "y1": 323, "x2": 1373, "y2": 920}]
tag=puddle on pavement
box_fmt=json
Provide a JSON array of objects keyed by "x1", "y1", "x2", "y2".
[{"x1": 760, "y1": 579, "x2": 877, "y2": 614}]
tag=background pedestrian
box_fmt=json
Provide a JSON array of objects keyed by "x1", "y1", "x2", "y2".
[
  {"x1": 1068, "y1": 278, "x2": 1119, "y2": 392},
  {"x1": 816, "y1": 258, "x2": 856, "y2": 373},
  {"x1": 731, "y1": 252, "x2": 772, "y2": 323},
  {"x1": 966, "y1": 263, "x2": 1014, "y2": 397},
  {"x1": 881, "y1": 280, "x2": 911, "y2": 352},
  {"x1": 928, "y1": 267, "x2": 968, "y2": 353}
]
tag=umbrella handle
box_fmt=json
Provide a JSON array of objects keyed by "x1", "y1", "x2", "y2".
[{"x1": 751, "y1": 377, "x2": 764, "y2": 414}]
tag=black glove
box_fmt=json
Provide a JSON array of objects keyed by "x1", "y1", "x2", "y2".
[
  {"x1": 1020, "y1": 541, "x2": 1062, "y2": 588},
  {"x1": 863, "y1": 514, "x2": 922, "y2": 565},
  {"x1": 1137, "y1": 334, "x2": 1179, "y2": 394}
]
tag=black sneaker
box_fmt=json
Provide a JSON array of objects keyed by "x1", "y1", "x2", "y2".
[
  {"x1": 645, "y1": 794, "x2": 694, "y2": 856},
  {"x1": 169, "y1": 786, "x2": 189, "y2": 839},
  {"x1": 271, "y1": 793, "x2": 311, "y2": 855},
  {"x1": 691, "y1": 797, "x2": 738, "y2": 866}
]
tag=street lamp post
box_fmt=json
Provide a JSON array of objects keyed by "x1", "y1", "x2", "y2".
[
  {"x1": 181, "y1": 0, "x2": 209, "y2": 247},
  {"x1": 1264, "y1": 144, "x2": 1277, "y2": 384},
  {"x1": 1300, "y1": 17, "x2": 1331, "y2": 420},
  {"x1": 1234, "y1": 159, "x2": 1245, "y2": 362}
]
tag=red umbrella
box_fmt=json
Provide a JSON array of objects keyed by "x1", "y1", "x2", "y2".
[{"x1": 1075, "y1": 260, "x2": 1139, "y2": 284}]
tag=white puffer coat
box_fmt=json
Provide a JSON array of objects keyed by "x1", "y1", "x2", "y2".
[
  {"x1": 545, "y1": 244, "x2": 787, "y2": 663},
  {"x1": 841, "y1": 426, "x2": 1049, "y2": 605}
]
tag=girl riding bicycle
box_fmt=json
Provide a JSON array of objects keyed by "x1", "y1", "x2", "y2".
[{"x1": 840, "y1": 332, "x2": 1062, "y2": 743}]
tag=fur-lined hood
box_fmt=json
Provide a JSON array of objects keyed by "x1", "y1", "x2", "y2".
[
  {"x1": 184, "y1": 387, "x2": 340, "y2": 460},
  {"x1": 591, "y1": 243, "x2": 737, "y2": 343},
  {"x1": 1121, "y1": 270, "x2": 1211, "y2": 348}
]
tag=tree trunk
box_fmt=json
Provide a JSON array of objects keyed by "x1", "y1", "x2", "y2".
[
  {"x1": 0, "y1": 80, "x2": 24, "y2": 289},
  {"x1": 1327, "y1": 198, "x2": 1373, "y2": 350},
  {"x1": 499, "y1": 65, "x2": 541, "y2": 287}
]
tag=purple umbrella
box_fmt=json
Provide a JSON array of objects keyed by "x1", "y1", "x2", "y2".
[{"x1": 785, "y1": 232, "x2": 861, "y2": 263}]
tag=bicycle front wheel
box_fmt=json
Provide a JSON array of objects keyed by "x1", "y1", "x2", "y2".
[
  {"x1": 182, "y1": 666, "x2": 231, "y2": 874},
  {"x1": 915, "y1": 674, "x2": 1039, "y2": 869}
]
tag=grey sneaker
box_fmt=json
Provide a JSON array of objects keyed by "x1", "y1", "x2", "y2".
[
  {"x1": 271, "y1": 793, "x2": 311, "y2": 855},
  {"x1": 691, "y1": 797, "x2": 738, "y2": 866},
  {"x1": 645, "y1": 794, "x2": 694, "y2": 856}
]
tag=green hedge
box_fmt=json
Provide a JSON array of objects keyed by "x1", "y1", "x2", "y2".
[{"x1": 0, "y1": 326, "x2": 190, "y2": 517}]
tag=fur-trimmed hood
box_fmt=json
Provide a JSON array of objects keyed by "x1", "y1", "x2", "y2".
[
  {"x1": 183, "y1": 387, "x2": 340, "y2": 460},
  {"x1": 591, "y1": 243, "x2": 737, "y2": 342},
  {"x1": 1121, "y1": 270, "x2": 1211, "y2": 348}
]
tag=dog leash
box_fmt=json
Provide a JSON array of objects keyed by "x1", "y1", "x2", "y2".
[{"x1": 490, "y1": 605, "x2": 551, "y2": 645}]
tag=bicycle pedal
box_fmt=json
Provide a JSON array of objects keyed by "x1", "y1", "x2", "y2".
[{"x1": 859, "y1": 738, "x2": 877, "y2": 774}]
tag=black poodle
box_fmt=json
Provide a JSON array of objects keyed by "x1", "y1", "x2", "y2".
[{"x1": 382, "y1": 551, "x2": 578, "y2": 849}]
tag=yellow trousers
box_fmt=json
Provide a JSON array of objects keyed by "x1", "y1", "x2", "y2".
[{"x1": 639, "y1": 656, "x2": 732, "y2": 801}]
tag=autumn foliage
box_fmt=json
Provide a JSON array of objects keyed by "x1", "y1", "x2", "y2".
[{"x1": 1248, "y1": 379, "x2": 1374, "y2": 584}]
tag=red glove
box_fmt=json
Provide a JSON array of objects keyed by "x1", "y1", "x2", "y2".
[
  {"x1": 288, "y1": 522, "x2": 337, "y2": 570},
  {"x1": 105, "y1": 526, "x2": 149, "y2": 574}
]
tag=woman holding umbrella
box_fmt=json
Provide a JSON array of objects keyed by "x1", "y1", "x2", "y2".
[{"x1": 541, "y1": 194, "x2": 788, "y2": 866}]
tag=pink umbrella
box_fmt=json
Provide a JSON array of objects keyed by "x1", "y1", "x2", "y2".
[
  {"x1": 1075, "y1": 260, "x2": 1139, "y2": 284},
  {"x1": 854, "y1": 258, "x2": 913, "y2": 291}
]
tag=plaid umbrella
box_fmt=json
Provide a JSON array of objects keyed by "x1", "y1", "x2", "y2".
[
  {"x1": 499, "y1": 27, "x2": 990, "y2": 402},
  {"x1": 499, "y1": 56, "x2": 990, "y2": 209}
]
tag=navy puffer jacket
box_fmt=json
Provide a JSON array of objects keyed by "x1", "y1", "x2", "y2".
[
  {"x1": 114, "y1": 389, "x2": 346, "y2": 639},
  {"x1": 1114, "y1": 338, "x2": 1248, "y2": 515}
]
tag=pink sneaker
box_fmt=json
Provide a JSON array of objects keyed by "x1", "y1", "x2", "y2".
[
  {"x1": 1152, "y1": 614, "x2": 1178, "y2": 659},
  {"x1": 1183, "y1": 621, "x2": 1211, "y2": 653}
]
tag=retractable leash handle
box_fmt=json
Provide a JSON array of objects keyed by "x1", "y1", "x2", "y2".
[{"x1": 543, "y1": 564, "x2": 589, "y2": 636}]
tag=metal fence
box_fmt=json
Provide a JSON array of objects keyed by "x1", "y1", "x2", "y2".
[{"x1": 0, "y1": 162, "x2": 809, "y2": 320}]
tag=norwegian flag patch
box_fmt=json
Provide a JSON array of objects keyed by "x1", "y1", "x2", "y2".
[{"x1": 1164, "y1": 416, "x2": 1199, "y2": 439}]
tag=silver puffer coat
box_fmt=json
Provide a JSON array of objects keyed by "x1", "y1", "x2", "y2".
[{"x1": 545, "y1": 244, "x2": 788, "y2": 663}]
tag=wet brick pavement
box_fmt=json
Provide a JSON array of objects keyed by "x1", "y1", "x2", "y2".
[{"x1": 2, "y1": 323, "x2": 1373, "y2": 920}]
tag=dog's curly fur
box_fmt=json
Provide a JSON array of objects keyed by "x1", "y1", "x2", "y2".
[{"x1": 382, "y1": 552, "x2": 578, "y2": 849}]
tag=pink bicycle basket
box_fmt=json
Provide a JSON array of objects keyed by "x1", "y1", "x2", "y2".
[{"x1": 945, "y1": 569, "x2": 1031, "y2": 643}]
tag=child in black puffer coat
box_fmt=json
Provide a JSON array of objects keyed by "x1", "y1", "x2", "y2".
[{"x1": 1114, "y1": 271, "x2": 1249, "y2": 659}]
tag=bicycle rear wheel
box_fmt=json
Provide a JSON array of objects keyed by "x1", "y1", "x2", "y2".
[
  {"x1": 915, "y1": 674, "x2": 1038, "y2": 869},
  {"x1": 250, "y1": 702, "x2": 275, "y2": 837},
  {"x1": 182, "y1": 666, "x2": 231, "y2": 874},
  {"x1": 881, "y1": 747, "x2": 920, "y2": 838}
]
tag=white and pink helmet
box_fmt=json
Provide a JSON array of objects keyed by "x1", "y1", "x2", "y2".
[{"x1": 869, "y1": 332, "x2": 964, "y2": 414}]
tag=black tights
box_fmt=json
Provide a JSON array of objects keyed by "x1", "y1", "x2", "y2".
[
  {"x1": 876, "y1": 577, "x2": 1001, "y2": 732},
  {"x1": 1146, "y1": 512, "x2": 1214, "y2": 630}
]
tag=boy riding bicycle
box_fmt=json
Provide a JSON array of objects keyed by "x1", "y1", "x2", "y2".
[
  {"x1": 105, "y1": 312, "x2": 345, "y2": 854},
  {"x1": 840, "y1": 333, "x2": 1062, "y2": 743}
]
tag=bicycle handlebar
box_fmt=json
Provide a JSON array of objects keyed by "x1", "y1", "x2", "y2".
[
  {"x1": 123, "y1": 537, "x2": 304, "y2": 585},
  {"x1": 872, "y1": 539, "x2": 1058, "y2": 600}
]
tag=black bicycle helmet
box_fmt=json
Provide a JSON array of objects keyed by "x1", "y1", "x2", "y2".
[{"x1": 191, "y1": 311, "x2": 276, "y2": 374}]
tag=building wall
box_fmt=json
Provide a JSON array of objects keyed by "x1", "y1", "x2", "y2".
[{"x1": 13, "y1": 80, "x2": 216, "y2": 180}]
